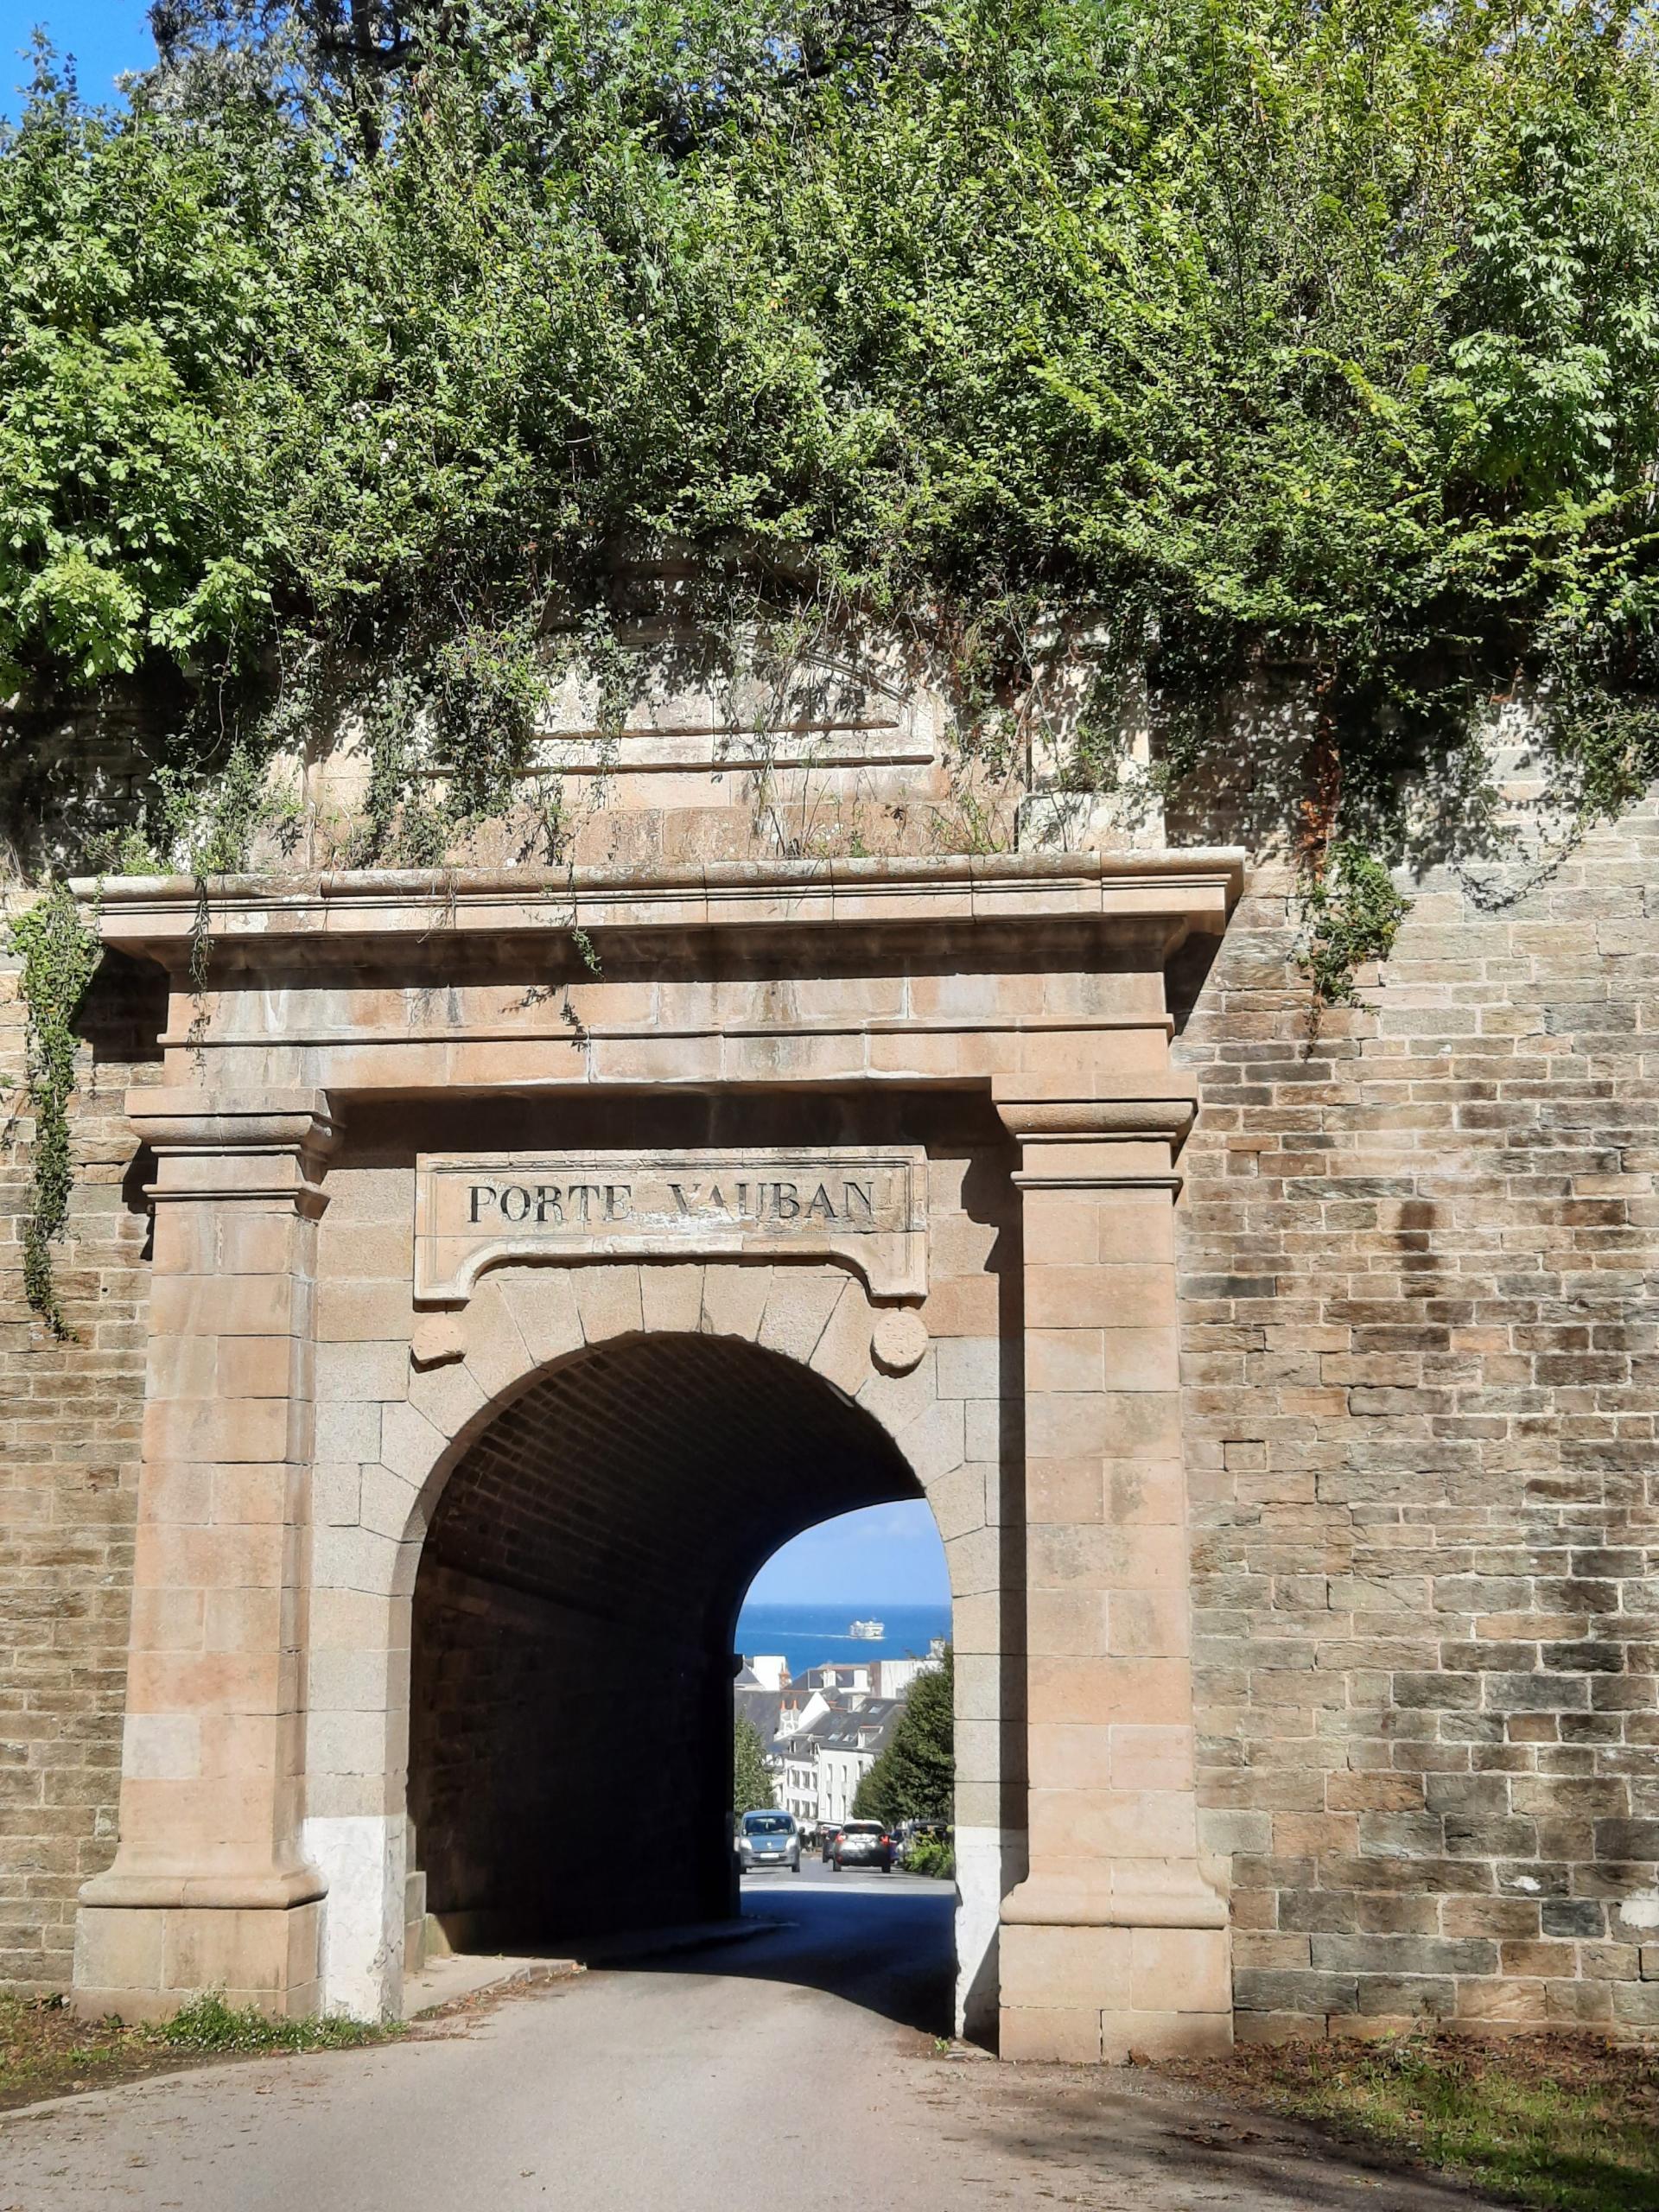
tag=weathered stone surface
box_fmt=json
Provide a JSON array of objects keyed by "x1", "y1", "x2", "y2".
[{"x1": 1178, "y1": 790, "x2": 1659, "y2": 2035}]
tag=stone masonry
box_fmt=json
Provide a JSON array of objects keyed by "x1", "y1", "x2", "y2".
[
  {"x1": 0, "y1": 947, "x2": 159, "y2": 1993},
  {"x1": 0, "y1": 681, "x2": 1653, "y2": 2050},
  {"x1": 1179, "y1": 794, "x2": 1659, "y2": 2038}
]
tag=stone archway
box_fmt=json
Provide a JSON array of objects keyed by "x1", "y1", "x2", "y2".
[
  {"x1": 296, "y1": 1256, "x2": 1007, "y2": 2034},
  {"x1": 405, "y1": 1329, "x2": 924, "y2": 1961},
  {"x1": 71, "y1": 850, "x2": 1242, "y2": 2062}
]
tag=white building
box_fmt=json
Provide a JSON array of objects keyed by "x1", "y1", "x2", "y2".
[
  {"x1": 747, "y1": 1655, "x2": 939, "y2": 1827},
  {"x1": 817, "y1": 1701, "x2": 905, "y2": 1825}
]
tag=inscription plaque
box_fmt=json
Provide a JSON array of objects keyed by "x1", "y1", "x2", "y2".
[{"x1": 414, "y1": 1147, "x2": 927, "y2": 1305}]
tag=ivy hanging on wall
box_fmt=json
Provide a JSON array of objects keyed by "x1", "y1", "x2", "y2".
[
  {"x1": 3, "y1": 0, "x2": 1659, "y2": 1285},
  {"x1": 2, "y1": 0, "x2": 1656, "y2": 881},
  {"x1": 6, "y1": 885, "x2": 102, "y2": 1337},
  {"x1": 1298, "y1": 842, "x2": 1414, "y2": 1027}
]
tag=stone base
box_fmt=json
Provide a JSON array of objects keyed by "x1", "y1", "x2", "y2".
[
  {"x1": 73, "y1": 1901, "x2": 322, "y2": 2023},
  {"x1": 998, "y1": 1921, "x2": 1233, "y2": 2063}
]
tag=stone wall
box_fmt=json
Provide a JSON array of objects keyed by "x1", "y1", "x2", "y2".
[
  {"x1": 1, "y1": 734, "x2": 1655, "y2": 2037},
  {"x1": 1177, "y1": 794, "x2": 1659, "y2": 2038},
  {"x1": 0, "y1": 944, "x2": 160, "y2": 1993}
]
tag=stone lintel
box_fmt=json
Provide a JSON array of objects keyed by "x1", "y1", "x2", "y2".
[{"x1": 413, "y1": 1145, "x2": 929, "y2": 1306}]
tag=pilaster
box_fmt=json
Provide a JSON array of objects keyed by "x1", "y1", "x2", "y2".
[
  {"x1": 995, "y1": 1077, "x2": 1231, "y2": 2063},
  {"x1": 73, "y1": 1090, "x2": 340, "y2": 2019}
]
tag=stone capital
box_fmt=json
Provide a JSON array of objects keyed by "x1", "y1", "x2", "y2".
[
  {"x1": 128, "y1": 1088, "x2": 342, "y2": 1215},
  {"x1": 993, "y1": 1076, "x2": 1195, "y2": 1191}
]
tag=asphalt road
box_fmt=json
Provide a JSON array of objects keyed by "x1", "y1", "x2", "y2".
[{"x1": 0, "y1": 1867, "x2": 1484, "y2": 2212}]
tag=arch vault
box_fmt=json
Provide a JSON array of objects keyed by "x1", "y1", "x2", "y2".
[
  {"x1": 407, "y1": 1328, "x2": 923, "y2": 1964},
  {"x1": 70, "y1": 849, "x2": 1241, "y2": 2063}
]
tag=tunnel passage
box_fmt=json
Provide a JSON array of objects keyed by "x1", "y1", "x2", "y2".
[{"x1": 408, "y1": 1324, "x2": 923, "y2": 1955}]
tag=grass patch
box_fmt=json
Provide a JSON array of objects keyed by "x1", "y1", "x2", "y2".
[
  {"x1": 1166, "y1": 2030, "x2": 1659, "y2": 2212},
  {"x1": 154, "y1": 1991, "x2": 397, "y2": 2054},
  {"x1": 0, "y1": 1989, "x2": 400, "y2": 2110}
]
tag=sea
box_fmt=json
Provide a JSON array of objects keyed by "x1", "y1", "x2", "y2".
[{"x1": 735, "y1": 1601, "x2": 950, "y2": 1681}]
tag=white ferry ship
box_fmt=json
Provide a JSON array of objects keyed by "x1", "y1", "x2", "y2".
[{"x1": 848, "y1": 1618, "x2": 885, "y2": 1640}]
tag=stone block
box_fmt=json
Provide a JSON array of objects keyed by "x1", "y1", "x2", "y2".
[
  {"x1": 999, "y1": 1922, "x2": 1131, "y2": 2012},
  {"x1": 998, "y1": 2003, "x2": 1103, "y2": 2064},
  {"x1": 699, "y1": 1264, "x2": 772, "y2": 1343},
  {"x1": 758, "y1": 1270, "x2": 847, "y2": 1365},
  {"x1": 1131, "y1": 1926, "x2": 1232, "y2": 2015},
  {"x1": 639, "y1": 1263, "x2": 705, "y2": 1337},
  {"x1": 574, "y1": 1265, "x2": 645, "y2": 1344}
]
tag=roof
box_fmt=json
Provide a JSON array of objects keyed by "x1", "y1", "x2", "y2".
[
  {"x1": 734, "y1": 1684, "x2": 784, "y2": 1747},
  {"x1": 814, "y1": 1700, "x2": 904, "y2": 1754}
]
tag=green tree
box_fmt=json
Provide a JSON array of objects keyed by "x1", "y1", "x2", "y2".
[
  {"x1": 8, "y1": 2, "x2": 1659, "y2": 845},
  {"x1": 733, "y1": 1714, "x2": 777, "y2": 1814},
  {"x1": 854, "y1": 1648, "x2": 952, "y2": 1827}
]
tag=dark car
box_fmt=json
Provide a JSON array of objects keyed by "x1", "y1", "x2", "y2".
[
  {"x1": 821, "y1": 1823, "x2": 842, "y2": 1864},
  {"x1": 830, "y1": 1819, "x2": 894, "y2": 1872},
  {"x1": 735, "y1": 1809, "x2": 801, "y2": 1872}
]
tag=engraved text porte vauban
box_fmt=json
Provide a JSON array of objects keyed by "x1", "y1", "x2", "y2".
[{"x1": 414, "y1": 1147, "x2": 928, "y2": 1305}]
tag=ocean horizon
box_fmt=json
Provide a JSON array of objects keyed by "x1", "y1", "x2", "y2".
[{"x1": 736, "y1": 1600, "x2": 950, "y2": 1681}]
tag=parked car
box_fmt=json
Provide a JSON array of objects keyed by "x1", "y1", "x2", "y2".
[
  {"x1": 821, "y1": 1823, "x2": 842, "y2": 1864},
  {"x1": 829, "y1": 1820, "x2": 895, "y2": 1872},
  {"x1": 735, "y1": 1809, "x2": 801, "y2": 1872}
]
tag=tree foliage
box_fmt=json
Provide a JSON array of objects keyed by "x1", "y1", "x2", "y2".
[
  {"x1": 854, "y1": 1648, "x2": 952, "y2": 1826},
  {"x1": 4, "y1": 0, "x2": 1659, "y2": 838},
  {"x1": 733, "y1": 1713, "x2": 777, "y2": 1813}
]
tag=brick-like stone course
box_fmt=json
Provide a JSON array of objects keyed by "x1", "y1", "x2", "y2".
[
  {"x1": 1177, "y1": 795, "x2": 1659, "y2": 2037},
  {"x1": 0, "y1": 934, "x2": 156, "y2": 1993}
]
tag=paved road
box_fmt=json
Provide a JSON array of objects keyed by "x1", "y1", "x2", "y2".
[{"x1": 0, "y1": 1868, "x2": 1484, "y2": 2211}]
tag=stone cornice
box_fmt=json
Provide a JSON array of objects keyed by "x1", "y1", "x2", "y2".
[{"x1": 77, "y1": 849, "x2": 1245, "y2": 960}]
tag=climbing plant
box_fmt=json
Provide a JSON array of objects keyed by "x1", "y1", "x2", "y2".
[
  {"x1": 1298, "y1": 842, "x2": 1414, "y2": 1020},
  {"x1": 6, "y1": 886, "x2": 102, "y2": 1336},
  {"x1": 3, "y1": 0, "x2": 1657, "y2": 839},
  {"x1": 4, "y1": 0, "x2": 1659, "y2": 1304}
]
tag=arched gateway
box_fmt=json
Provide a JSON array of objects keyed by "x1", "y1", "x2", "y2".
[{"x1": 70, "y1": 849, "x2": 1241, "y2": 2062}]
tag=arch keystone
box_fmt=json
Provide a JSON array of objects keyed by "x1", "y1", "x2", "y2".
[
  {"x1": 574, "y1": 1265, "x2": 644, "y2": 1343},
  {"x1": 700, "y1": 1264, "x2": 772, "y2": 1341},
  {"x1": 639, "y1": 1263, "x2": 704, "y2": 1335}
]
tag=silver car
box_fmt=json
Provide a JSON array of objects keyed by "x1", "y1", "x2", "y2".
[{"x1": 735, "y1": 1809, "x2": 801, "y2": 1872}]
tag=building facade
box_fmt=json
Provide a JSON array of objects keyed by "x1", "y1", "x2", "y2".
[{"x1": 0, "y1": 631, "x2": 1655, "y2": 2056}]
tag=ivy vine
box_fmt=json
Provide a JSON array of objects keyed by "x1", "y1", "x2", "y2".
[
  {"x1": 7, "y1": 884, "x2": 102, "y2": 1338},
  {"x1": 1298, "y1": 842, "x2": 1413, "y2": 1024}
]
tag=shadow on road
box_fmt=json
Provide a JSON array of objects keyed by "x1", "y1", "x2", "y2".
[{"x1": 591, "y1": 1873, "x2": 956, "y2": 2040}]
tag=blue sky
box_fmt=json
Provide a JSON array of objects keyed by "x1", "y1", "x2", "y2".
[
  {"x1": 4, "y1": 5, "x2": 155, "y2": 118},
  {"x1": 746, "y1": 1502, "x2": 948, "y2": 1607}
]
